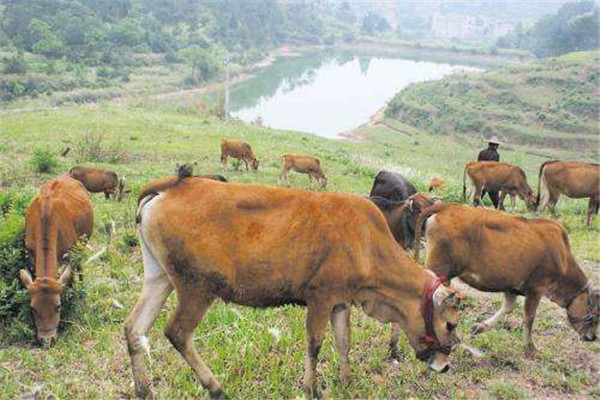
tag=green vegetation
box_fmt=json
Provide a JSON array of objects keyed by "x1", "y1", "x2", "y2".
[
  {"x1": 0, "y1": 98, "x2": 598, "y2": 398},
  {"x1": 30, "y1": 147, "x2": 59, "y2": 173},
  {"x1": 385, "y1": 51, "x2": 599, "y2": 157},
  {"x1": 497, "y1": 1, "x2": 599, "y2": 58},
  {"x1": 0, "y1": 0, "x2": 360, "y2": 102}
]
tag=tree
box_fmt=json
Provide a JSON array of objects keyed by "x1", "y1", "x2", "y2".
[
  {"x1": 361, "y1": 12, "x2": 391, "y2": 36},
  {"x1": 28, "y1": 19, "x2": 64, "y2": 58}
]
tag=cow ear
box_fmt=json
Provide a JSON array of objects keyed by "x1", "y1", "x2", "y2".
[
  {"x1": 19, "y1": 269, "x2": 33, "y2": 289},
  {"x1": 58, "y1": 266, "x2": 72, "y2": 287},
  {"x1": 407, "y1": 198, "x2": 414, "y2": 212}
]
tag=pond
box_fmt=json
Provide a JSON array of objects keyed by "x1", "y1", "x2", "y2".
[{"x1": 229, "y1": 52, "x2": 481, "y2": 138}]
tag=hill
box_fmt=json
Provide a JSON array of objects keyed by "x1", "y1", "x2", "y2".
[{"x1": 385, "y1": 51, "x2": 599, "y2": 157}]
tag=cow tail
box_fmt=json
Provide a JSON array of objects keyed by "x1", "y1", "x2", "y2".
[
  {"x1": 462, "y1": 165, "x2": 468, "y2": 202},
  {"x1": 413, "y1": 202, "x2": 446, "y2": 262},
  {"x1": 536, "y1": 160, "x2": 557, "y2": 206}
]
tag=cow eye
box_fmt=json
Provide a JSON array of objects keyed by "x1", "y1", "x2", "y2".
[{"x1": 446, "y1": 322, "x2": 457, "y2": 331}]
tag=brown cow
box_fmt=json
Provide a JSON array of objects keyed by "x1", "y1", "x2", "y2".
[
  {"x1": 537, "y1": 160, "x2": 600, "y2": 226},
  {"x1": 220, "y1": 139, "x2": 259, "y2": 171},
  {"x1": 463, "y1": 161, "x2": 536, "y2": 211},
  {"x1": 414, "y1": 203, "x2": 599, "y2": 353},
  {"x1": 279, "y1": 154, "x2": 327, "y2": 189},
  {"x1": 20, "y1": 175, "x2": 94, "y2": 345},
  {"x1": 125, "y1": 178, "x2": 461, "y2": 398},
  {"x1": 69, "y1": 165, "x2": 125, "y2": 201},
  {"x1": 428, "y1": 177, "x2": 444, "y2": 192}
]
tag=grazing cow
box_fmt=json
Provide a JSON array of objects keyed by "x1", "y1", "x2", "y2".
[
  {"x1": 537, "y1": 160, "x2": 600, "y2": 226},
  {"x1": 370, "y1": 170, "x2": 416, "y2": 201},
  {"x1": 463, "y1": 161, "x2": 536, "y2": 211},
  {"x1": 220, "y1": 139, "x2": 259, "y2": 171},
  {"x1": 279, "y1": 154, "x2": 327, "y2": 189},
  {"x1": 428, "y1": 177, "x2": 444, "y2": 192},
  {"x1": 414, "y1": 203, "x2": 599, "y2": 352},
  {"x1": 69, "y1": 166, "x2": 126, "y2": 201},
  {"x1": 20, "y1": 175, "x2": 94, "y2": 345},
  {"x1": 125, "y1": 178, "x2": 461, "y2": 398}
]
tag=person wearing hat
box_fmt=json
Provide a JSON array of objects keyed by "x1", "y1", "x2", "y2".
[
  {"x1": 477, "y1": 137, "x2": 501, "y2": 207},
  {"x1": 478, "y1": 136, "x2": 501, "y2": 162}
]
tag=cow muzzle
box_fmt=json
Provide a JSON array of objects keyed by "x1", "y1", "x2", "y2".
[
  {"x1": 37, "y1": 330, "x2": 58, "y2": 347},
  {"x1": 427, "y1": 352, "x2": 450, "y2": 373}
]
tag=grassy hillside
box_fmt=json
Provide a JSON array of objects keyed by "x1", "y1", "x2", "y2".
[
  {"x1": 0, "y1": 101, "x2": 599, "y2": 399},
  {"x1": 385, "y1": 51, "x2": 599, "y2": 156}
]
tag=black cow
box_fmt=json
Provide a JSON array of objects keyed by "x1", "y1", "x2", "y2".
[{"x1": 370, "y1": 170, "x2": 417, "y2": 201}]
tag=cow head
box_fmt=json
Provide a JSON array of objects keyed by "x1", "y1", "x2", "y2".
[
  {"x1": 117, "y1": 177, "x2": 126, "y2": 202},
  {"x1": 411, "y1": 280, "x2": 462, "y2": 372},
  {"x1": 251, "y1": 158, "x2": 260, "y2": 171},
  {"x1": 318, "y1": 175, "x2": 327, "y2": 190},
  {"x1": 19, "y1": 267, "x2": 72, "y2": 346},
  {"x1": 404, "y1": 194, "x2": 441, "y2": 248},
  {"x1": 567, "y1": 283, "x2": 600, "y2": 342}
]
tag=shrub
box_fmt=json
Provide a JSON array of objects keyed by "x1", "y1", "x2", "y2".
[
  {"x1": 2, "y1": 52, "x2": 27, "y2": 74},
  {"x1": 74, "y1": 132, "x2": 128, "y2": 164},
  {"x1": 30, "y1": 147, "x2": 58, "y2": 173}
]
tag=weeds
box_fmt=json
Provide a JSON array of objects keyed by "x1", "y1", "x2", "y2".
[{"x1": 30, "y1": 147, "x2": 58, "y2": 173}]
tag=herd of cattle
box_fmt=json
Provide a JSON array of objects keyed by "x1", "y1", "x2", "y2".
[{"x1": 16, "y1": 137, "x2": 600, "y2": 398}]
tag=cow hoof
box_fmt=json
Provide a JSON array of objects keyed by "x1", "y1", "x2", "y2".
[
  {"x1": 470, "y1": 322, "x2": 488, "y2": 335},
  {"x1": 387, "y1": 348, "x2": 402, "y2": 361},
  {"x1": 210, "y1": 389, "x2": 228, "y2": 400},
  {"x1": 525, "y1": 344, "x2": 537, "y2": 357}
]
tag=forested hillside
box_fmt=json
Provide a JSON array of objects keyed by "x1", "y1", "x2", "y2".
[
  {"x1": 497, "y1": 1, "x2": 599, "y2": 57},
  {"x1": 0, "y1": 0, "x2": 357, "y2": 101},
  {"x1": 385, "y1": 51, "x2": 599, "y2": 155}
]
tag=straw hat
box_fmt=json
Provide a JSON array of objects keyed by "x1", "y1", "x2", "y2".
[{"x1": 486, "y1": 136, "x2": 502, "y2": 145}]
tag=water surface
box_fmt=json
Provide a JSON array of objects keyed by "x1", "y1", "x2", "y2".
[{"x1": 230, "y1": 53, "x2": 480, "y2": 138}]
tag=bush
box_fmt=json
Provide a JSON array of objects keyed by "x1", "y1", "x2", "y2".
[
  {"x1": 30, "y1": 147, "x2": 58, "y2": 173},
  {"x1": 74, "y1": 132, "x2": 128, "y2": 164},
  {"x1": 2, "y1": 52, "x2": 27, "y2": 74},
  {"x1": 0, "y1": 190, "x2": 87, "y2": 344}
]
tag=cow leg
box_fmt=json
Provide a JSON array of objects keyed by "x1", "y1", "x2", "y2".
[
  {"x1": 471, "y1": 293, "x2": 517, "y2": 335},
  {"x1": 104, "y1": 191, "x2": 110, "y2": 200},
  {"x1": 489, "y1": 190, "x2": 500, "y2": 209},
  {"x1": 304, "y1": 302, "x2": 330, "y2": 395},
  {"x1": 523, "y1": 292, "x2": 541, "y2": 354},
  {"x1": 388, "y1": 323, "x2": 401, "y2": 360},
  {"x1": 473, "y1": 185, "x2": 483, "y2": 207},
  {"x1": 307, "y1": 173, "x2": 313, "y2": 188},
  {"x1": 124, "y1": 275, "x2": 173, "y2": 399},
  {"x1": 586, "y1": 197, "x2": 599, "y2": 226},
  {"x1": 498, "y1": 191, "x2": 507, "y2": 211},
  {"x1": 280, "y1": 168, "x2": 290, "y2": 186},
  {"x1": 330, "y1": 304, "x2": 351, "y2": 382},
  {"x1": 164, "y1": 294, "x2": 224, "y2": 398}
]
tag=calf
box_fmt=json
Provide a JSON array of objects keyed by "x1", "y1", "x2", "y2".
[
  {"x1": 370, "y1": 170, "x2": 416, "y2": 201},
  {"x1": 463, "y1": 161, "x2": 536, "y2": 211},
  {"x1": 220, "y1": 139, "x2": 259, "y2": 171},
  {"x1": 279, "y1": 154, "x2": 327, "y2": 189},
  {"x1": 537, "y1": 160, "x2": 600, "y2": 226},
  {"x1": 125, "y1": 178, "x2": 461, "y2": 398},
  {"x1": 414, "y1": 203, "x2": 599, "y2": 352},
  {"x1": 69, "y1": 166, "x2": 125, "y2": 201},
  {"x1": 20, "y1": 175, "x2": 94, "y2": 345}
]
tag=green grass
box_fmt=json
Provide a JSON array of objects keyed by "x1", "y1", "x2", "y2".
[{"x1": 0, "y1": 100, "x2": 598, "y2": 399}]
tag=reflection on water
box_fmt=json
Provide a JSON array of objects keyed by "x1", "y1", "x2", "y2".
[{"x1": 230, "y1": 53, "x2": 480, "y2": 138}]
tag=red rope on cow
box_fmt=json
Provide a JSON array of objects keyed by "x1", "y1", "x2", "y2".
[{"x1": 421, "y1": 274, "x2": 445, "y2": 347}]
